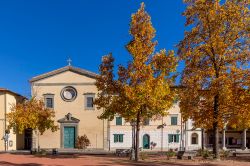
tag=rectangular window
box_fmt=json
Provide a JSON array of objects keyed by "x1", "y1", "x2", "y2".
[
  {"x1": 43, "y1": 94, "x2": 54, "y2": 109},
  {"x1": 171, "y1": 116, "x2": 178, "y2": 125},
  {"x1": 45, "y1": 98, "x2": 53, "y2": 108},
  {"x1": 87, "y1": 97, "x2": 94, "y2": 108},
  {"x1": 168, "y1": 134, "x2": 179, "y2": 143},
  {"x1": 84, "y1": 93, "x2": 95, "y2": 110},
  {"x1": 116, "y1": 117, "x2": 122, "y2": 126},
  {"x1": 114, "y1": 134, "x2": 123, "y2": 143},
  {"x1": 143, "y1": 119, "x2": 150, "y2": 126},
  {"x1": 192, "y1": 137, "x2": 197, "y2": 144}
]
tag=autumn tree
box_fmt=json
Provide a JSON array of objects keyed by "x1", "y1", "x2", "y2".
[
  {"x1": 76, "y1": 135, "x2": 91, "y2": 150},
  {"x1": 95, "y1": 3, "x2": 177, "y2": 161},
  {"x1": 7, "y1": 98, "x2": 58, "y2": 135},
  {"x1": 178, "y1": 0, "x2": 249, "y2": 159}
]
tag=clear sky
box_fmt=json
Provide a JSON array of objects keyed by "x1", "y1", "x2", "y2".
[{"x1": 0, "y1": 0, "x2": 186, "y2": 97}]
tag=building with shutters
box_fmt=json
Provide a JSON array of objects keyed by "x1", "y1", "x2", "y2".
[{"x1": 109, "y1": 103, "x2": 203, "y2": 151}]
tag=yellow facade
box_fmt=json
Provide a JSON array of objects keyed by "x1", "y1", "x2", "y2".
[
  {"x1": 0, "y1": 89, "x2": 25, "y2": 151},
  {"x1": 30, "y1": 66, "x2": 107, "y2": 150}
]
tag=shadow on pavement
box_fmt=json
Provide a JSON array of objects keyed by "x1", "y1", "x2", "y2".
[{"x1": 0, "y1": 161, "x2": 42, "y2": 166}]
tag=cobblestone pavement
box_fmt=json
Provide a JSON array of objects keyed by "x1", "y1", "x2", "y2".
[{"x1": 0, "y1": 153, "x2": 250, "y2": 166}]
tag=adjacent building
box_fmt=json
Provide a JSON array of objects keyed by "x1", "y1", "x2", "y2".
[{"x1": 0, "y1": 88, "x2": 26, "y2": 151}]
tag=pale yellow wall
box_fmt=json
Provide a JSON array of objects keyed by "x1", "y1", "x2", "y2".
[
  {"x1": 6, "y1": 94, "x2": 17, "y2": 150},
  {"x1": 32, "y1": 70, "x2": 105, "y2": 149},
  {"x1": 0, "y1": 92, "x2": 24, "y2": 150},
  {"x1": 0, "y1": 93, "x2": 4, "y2": 151},
  {"x1": 33, "y1": 71, "x2": 95, "y2": 84}
]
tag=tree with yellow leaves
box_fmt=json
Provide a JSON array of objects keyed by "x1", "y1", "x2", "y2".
[
  {"x1": 95, "y1": 3, "x2": 177, "y2": 161},
  {"x1": 178, "y1": 0, "x2": 249, "y2": 159},
  {"x1": 7, "y1": 98, "x2": 58, "y2": 135}
]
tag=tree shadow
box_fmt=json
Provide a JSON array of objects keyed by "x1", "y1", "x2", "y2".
[
  {"x1": 225, "y1": 156, "x2": 250, "y2": 162},
  {"x1": 0, "y1": 161, "x2": 42, "y2": 166},
  {"x1": 82, "y1": 155, "x2": 218, "y2": 166}
]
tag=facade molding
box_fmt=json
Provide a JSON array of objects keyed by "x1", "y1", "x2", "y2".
[{"x1": 33, "y1": 82, "x2": 95, "y2": 86}]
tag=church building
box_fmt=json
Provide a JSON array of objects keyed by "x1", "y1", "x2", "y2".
[{"x1": 30, "y1": 65, "x2": 108, "y2": 150}]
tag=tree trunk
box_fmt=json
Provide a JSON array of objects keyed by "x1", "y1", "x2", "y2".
[
  {"x1": 213, "y1": 94, "x2": 220, "y2": 159},
  {"x1": 201, "y1": 128, "x2": 204, "y2": 150},
  {"x1": 135, "y1": 111, "x2": 141, "y2": 161}
]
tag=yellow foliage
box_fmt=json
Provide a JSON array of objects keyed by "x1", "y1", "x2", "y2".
[
  {"x1": 7, "y1": 98, "x2": 59, "y2": 135},
  {"x1": 95, "y1": 2, "x2": 177, "y2": 123},
  {"x1": 178, "y1": 0, "x2": 250, "y2": 130}
]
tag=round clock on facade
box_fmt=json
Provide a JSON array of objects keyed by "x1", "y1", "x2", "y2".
[{"x1": 61, "y1": 86, "x2": 77, "y2": 102}]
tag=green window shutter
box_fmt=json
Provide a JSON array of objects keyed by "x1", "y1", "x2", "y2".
[
  {"x1": 114, "y1": 134, "x2": 118, "y2": 143},
  {"x1": 171, "y1": 117, "x2": 177, "y2": 125},
  {"x1": 120, "y1": 134, "x2": 123, "y2": 143},
  {"x1": 168, "y1": 134, "x2": 173, "y2": 143},
  {"x1": 176, "y1": 134, "x2": 180, "y2": 143},
  {"x1": 116, "y1": 117, "x2": 122, "y2": 125}
]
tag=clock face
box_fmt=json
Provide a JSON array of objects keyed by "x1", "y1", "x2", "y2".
[{"x1": 61, "y1": 86, "x2": 77, "y2": 102}]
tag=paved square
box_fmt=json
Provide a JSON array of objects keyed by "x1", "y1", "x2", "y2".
[{"x1": 0, "y1": 154, "x2": 250, "y2": 166}]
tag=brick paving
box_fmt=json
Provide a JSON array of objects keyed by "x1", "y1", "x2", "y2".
[{"x1": 0, "y1": 153, "x2": 250, "y2": 166}]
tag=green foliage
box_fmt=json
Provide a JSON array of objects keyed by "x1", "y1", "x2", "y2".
[
  {"x1": 140, "y1": 152, "x2": 148, "y2": 160},
  {"x1": 75, "y1": 135, "x2": 91, "y2": 150},
  {"x1": 196, "y1": 149, "x2": 204, "y2": 156},
  {"x1": 220, "y1": 150, "x2": 230, "y2": 159},
  {"x1": 166, "y1": 149, "x2": 176, "y2": 160},
  {"x1": 39, "y1": 149, "x2": 47, "y2": 156},
  {"x1": 199, "y1": 149, "x2": 212, "y2": 159}
]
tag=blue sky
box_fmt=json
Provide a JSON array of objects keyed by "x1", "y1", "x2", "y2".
[{"x1": 0, "y1": 0, "x2": 186, "y2": 97}]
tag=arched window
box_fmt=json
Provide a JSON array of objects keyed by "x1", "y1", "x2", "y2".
[{"x1": 191, "y1": 133, "x2": 198, "y2": 144}]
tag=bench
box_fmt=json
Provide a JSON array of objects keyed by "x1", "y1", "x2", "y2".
[
  {"x1": 233, "y1": 151, "x2": 250, "y2": 157},
  {"x1": 177, "y1": 151, "x2": 196, "y2": 160},
  {"x1": 30, "y1": 148, "x2": 37, "y2": 155},
  {"x1": 52, "y1": 148, "x2": 58, "y2": 155},
  {"x1": 115, "y1": 149, "x2": 131, "y2": 157},
  {"x1": 115, "y1": 148, "x2": 143, "y2": 157}
]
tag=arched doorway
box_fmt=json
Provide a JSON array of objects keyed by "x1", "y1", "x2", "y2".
[{"x1": 143, "y1": 134, "x2": 150, "y2": 149}]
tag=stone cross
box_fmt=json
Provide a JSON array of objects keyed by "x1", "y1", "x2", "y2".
[{"x1": 67, "y1": 58, "x2": 72, "y2": 66}]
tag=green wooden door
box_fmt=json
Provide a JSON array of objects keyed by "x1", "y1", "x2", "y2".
[
  {"x1": 64, "y1": 127, "x2": 75, "y2": 148},
  {"x1": 143, "y1": 134, "x2": 150, "y2": 149}
]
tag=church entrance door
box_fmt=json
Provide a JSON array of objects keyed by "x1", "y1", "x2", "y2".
[
  {"x1": 64, "y1": 127, "x2": 75, "y2": 148},
  {"x1": 24, "y1": 129, "x2": 32, "y2": 150}
]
